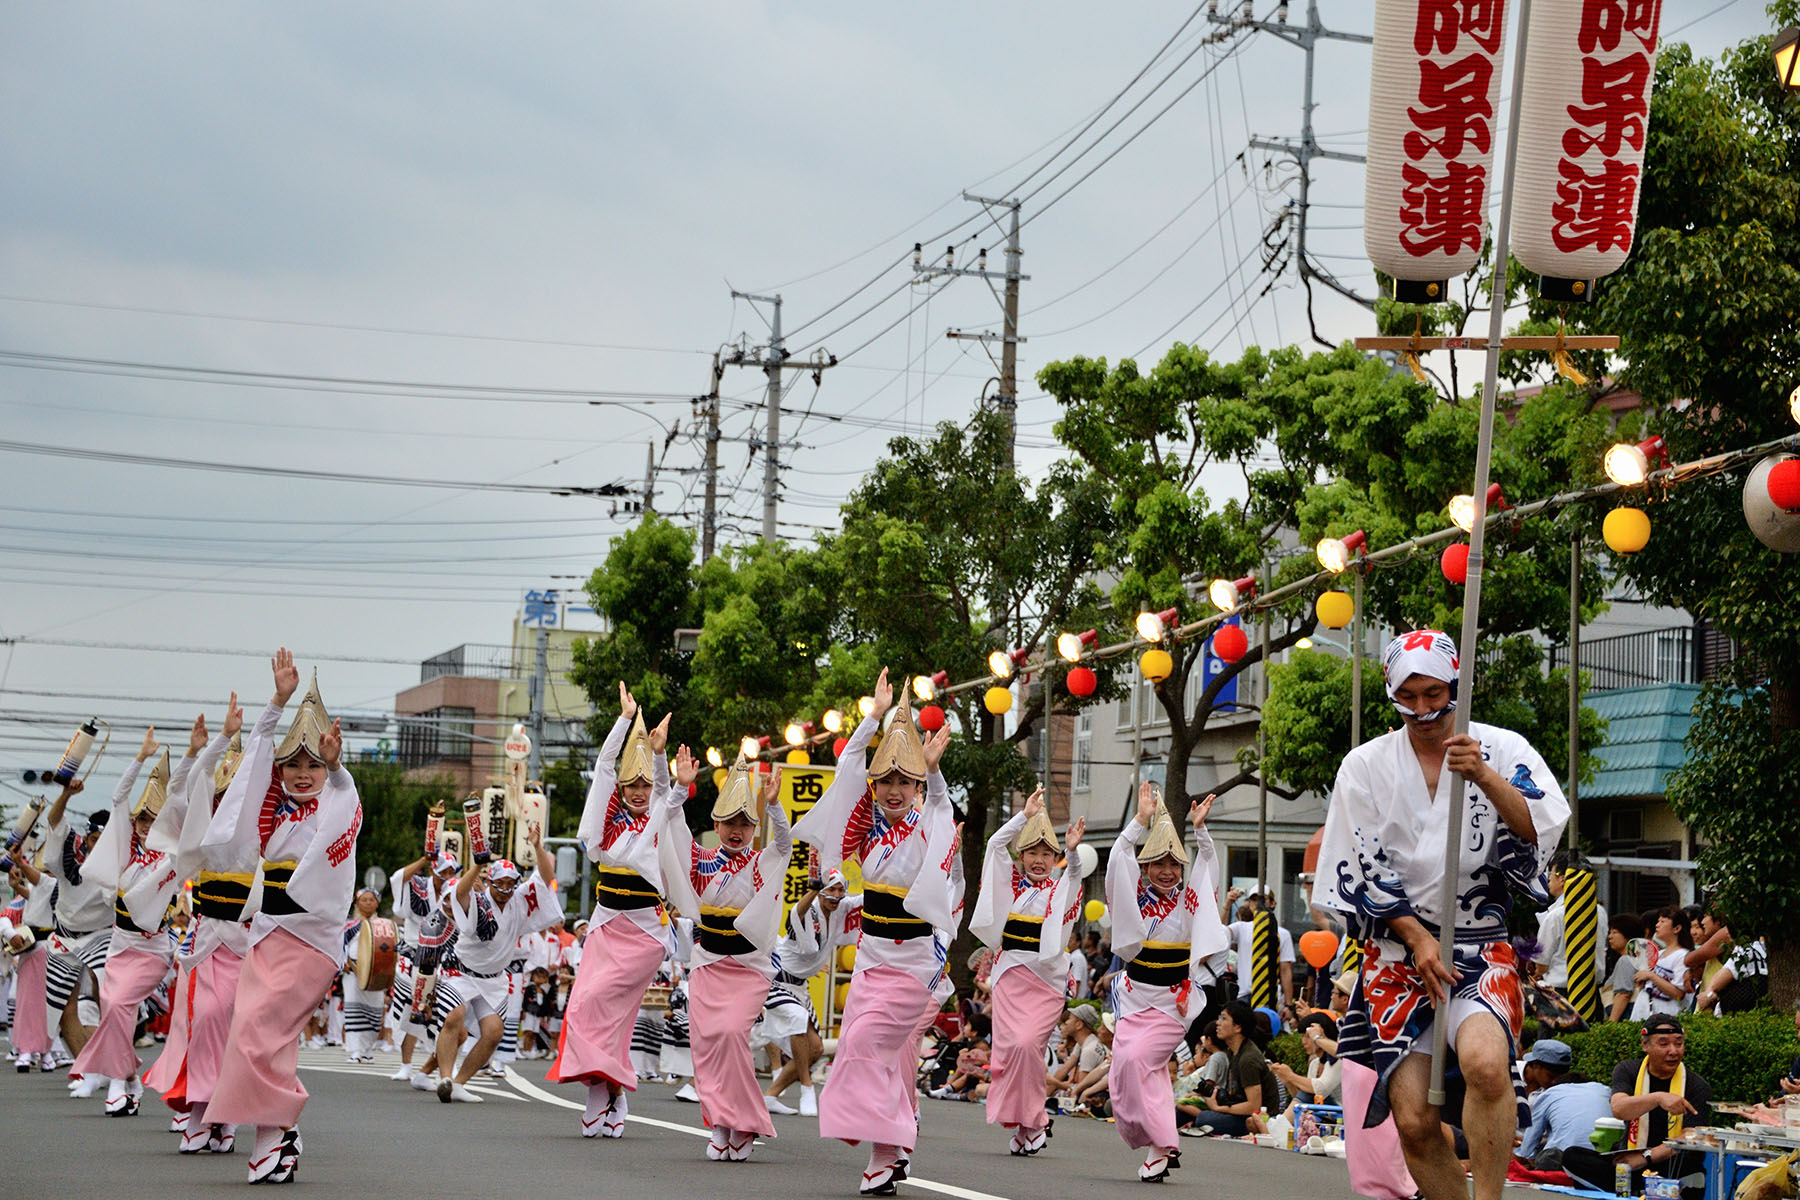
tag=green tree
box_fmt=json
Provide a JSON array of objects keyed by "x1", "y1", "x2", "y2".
[{"x1": 1533, "y1": 20, "x2": 1800, "y2": 1003}]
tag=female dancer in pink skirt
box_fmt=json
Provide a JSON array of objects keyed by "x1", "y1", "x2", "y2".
[
  {"x1": 69, "y1": 726, "x2": 184, "y2": 1118},
  {"x1": 968, "y1": 786, "x2": 1087, "y2": 1157},
  {"x1": 549, "y1": 683, "x2": 682, "y2": 1138},
  {"x1": 1105, "y1": 784, "x2": 1226, "y2": 1183},
  {"x1": 202, "y1": 651, "x2": 361, "y2": 1184},
  {"x1": 794, "y1": 669, "x2": 957, "y2": 1197},
  {"x1": 662, "y1": 750, "x2": 790, "y2": 1162}
]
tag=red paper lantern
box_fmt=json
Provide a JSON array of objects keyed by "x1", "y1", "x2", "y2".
[
  {"x1": 918, "y1": 704, "x2": 946, "y2": 732},
  {"x1": 1066, "y1": 666, "x2": 1098, "y2": 697},
  {"x1": 1441, "y1": 542, "x2": 1470, "y2": 584},
  {"x1": 831, "y1": 736, "x2": 849, "y2": 760},
  {"x1": 686, "y1": 782, "x2": 698, "y2": 799},
  {"x1": 1211, "y1": 624, "x2": 1248, "y2": 663},
  {"x1": 1769, "y1": 459, "x2": 1800, "y2": 512}
]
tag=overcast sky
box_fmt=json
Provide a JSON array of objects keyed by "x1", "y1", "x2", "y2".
[{"x1": 0, "y1": 2, "x2": 1773, "y2": 812}]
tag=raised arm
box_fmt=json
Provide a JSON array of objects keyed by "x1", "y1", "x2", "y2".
[
  {"x1": 791, "y1": 713, "x2": 879, "y2": 867},
  {"x1": 576, "y1": 690, "x2": 637, "y2": 854}
]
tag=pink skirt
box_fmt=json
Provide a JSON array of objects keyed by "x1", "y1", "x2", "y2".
[
  {"x1": 817, "y1": 966, "x2": 936, "y2": 1150},
  {"x1": 690, "y1": 959, "x2": 777, "y2": 1138},
  {"x1": 11, "y1": 945, "x2": 50, "y2": 1056},
  {"x1": 143, "y1": 965, "x2": 194, "y2": 1104},
  {"x1": 70, "y1": 946, "x2": 169, "y2": 1081},
  {"x1": 207, "y1": 930, "x2": 337, "y2": 1129},
  {"x1": 184, "y1": 948, "x2": 245, "y2": 1108},
  {"x1": 986, "y1": 967, "x2": 1063, "y2": 1132},
  {"x1": 548, "y1": 916, "x2": 665, "y2": 1090},
  {"x1": 1111, "y1": 1008, "x2": 1185, "y2": 1151}
]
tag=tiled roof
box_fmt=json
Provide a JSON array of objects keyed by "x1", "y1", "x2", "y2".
[{"x1": 1584, "y1": 684, "x2": 1700, "y2": 799}]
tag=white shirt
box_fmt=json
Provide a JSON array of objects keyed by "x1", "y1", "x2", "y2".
[
  {"x1": 777, "y1": 893, "x2": 863, "y2": 980},
  {"x1": 1226, "y1": 918, "x2": 1295, "y2": 1000},
  {"x1": 1532, "y1": 892, "x2": 1608, "y2": 990},
  {"x1": 447, "y1": 873, "x2": 561, "y2": 977},
  {"x1": 1311, "y1": 723, "x2": 1568, "y2": 946}
]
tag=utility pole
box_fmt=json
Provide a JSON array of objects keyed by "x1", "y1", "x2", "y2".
[
  {"x1": 642, "y1": 442, "x2": 657, "y2": 517},
  {"x1": 700, "y1": 352, "x2": 722, "y2": 561},
  {"x1": 527, "y1": 628, "x2": 547, "y2": 783},
  {"x1": 1209, "y1": 0, "x2": 1372, "y2": 316},
  {"x1": 724, "y1": 292, "x2": 837, "y2": 543},
  {"x1": 916, "y1": 193, "x2": 1029, "y2": 471}
]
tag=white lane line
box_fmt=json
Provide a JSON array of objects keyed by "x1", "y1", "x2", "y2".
[{"x1": 500, "y1": 1070, "x2": 1012, "y2": 1200}]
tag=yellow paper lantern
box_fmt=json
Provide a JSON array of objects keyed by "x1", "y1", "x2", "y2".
[
  {"x1": 984, "y1": 686, "x2": 1014, "y2": 715},
  {"x1": 712, "y1": 767, "x2": 728, "y2": 790},
  {"x1": 1138, "y1": 648, "x2": 1173, "y2": 683},
  {"x1": 1315, "y1": 590, "x2": 1354, "y2": 630},
  {"x1": 1602, "y1": 506, "x2": 1651, "y2": 554},
  {"x1": 834, "y1": 981, "x2": 851, "y2": 1012},
  {"x1": 836, "y1": 944, "x2": 857, "y2": 972},
  {"x1": 1083, "y1": 899, "x2": 1106, "y2": 923},
  {"x1": 785, "y1": 748, "x2": 811, "y2": 765}
]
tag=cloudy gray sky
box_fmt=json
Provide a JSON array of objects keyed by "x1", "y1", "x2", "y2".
[{"x1": 0, "y1": 2, "x2": 1773, "y2": 812}]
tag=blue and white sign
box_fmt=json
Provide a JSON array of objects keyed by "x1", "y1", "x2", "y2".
[
  {"x1": 1200, "y1": 615, "x2": 1241, "y2": 714},
  {"x1": 521, "y1": 588, "x2": 560, "y2": 627}
]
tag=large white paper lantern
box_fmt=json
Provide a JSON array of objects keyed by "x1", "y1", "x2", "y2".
[
  {"x1": 1510, "y1": 3, "x2": 1663, "y2": 301},
  {"x1": 1364, "y1": 1, "x2": 1511, "y2": 303}
]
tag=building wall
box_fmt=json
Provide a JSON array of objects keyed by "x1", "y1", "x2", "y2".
[{"x1": 394, "y1": 675, "x2": 502, "y2": 794}]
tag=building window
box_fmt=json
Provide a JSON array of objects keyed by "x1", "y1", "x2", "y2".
[
  {"x1": 398, "y1": 707, "x2": 476, "y2": 768},
  {"x1": 1117, "y1": 687, "x2": 1134, "y2": 729},
  {"x1": 439, "y1": 707, "x2": 475, "y2": 763},
  {"x1": 1074, "y1": 710, "x2": 1092, "y2": 791}
]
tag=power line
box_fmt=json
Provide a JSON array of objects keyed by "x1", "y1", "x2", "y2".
[{"x1": 0, "y1": 439, "x2": 630, "y2": 497}]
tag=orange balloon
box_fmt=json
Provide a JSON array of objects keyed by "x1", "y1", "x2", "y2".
[{"x1": 1299, "y1": 929, "x2": 1339, "y2": 970}]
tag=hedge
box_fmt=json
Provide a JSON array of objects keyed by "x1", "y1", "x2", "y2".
[{"x1": 1554, "y1": 1010, "x2": 1800, "y2": 1104}]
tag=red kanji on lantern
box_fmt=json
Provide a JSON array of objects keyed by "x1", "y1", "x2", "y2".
[
  {"x1": 1404, "y1": 55, "x2": 1497, "y2": 160},
  {"x1": 1400, "y1": 161, "x2": 1488, "y2": 256}
]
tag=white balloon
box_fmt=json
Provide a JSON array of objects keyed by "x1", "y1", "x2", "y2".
[{"x1": 1074, "y1": 842, "x2": 1098, "y2": 879}]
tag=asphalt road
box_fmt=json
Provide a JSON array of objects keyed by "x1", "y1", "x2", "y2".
[{"x1": 0, "y1": 1044, "x2": 1563, "y2": 1198}]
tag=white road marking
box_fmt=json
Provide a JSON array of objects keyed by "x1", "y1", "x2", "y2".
[{"x1": 500, "y1": 1069, "x2": 1011, "y2": 1199}]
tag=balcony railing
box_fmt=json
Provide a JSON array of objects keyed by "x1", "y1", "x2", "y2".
[
  {"x1": 1544, "y1": 624, "x2": 1745, "y2": 691},
  {"x1": 421, "y1": 643, "x2": 574, "y2": 683}
]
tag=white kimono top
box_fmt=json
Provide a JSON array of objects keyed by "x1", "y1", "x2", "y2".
[
  {"x1": 968, "y1": 810, "x2": 1087, "y2": 990},
  {"x1": 576, "y1": 714, "x2": 683, "y2": 937},
  {"x1": 663, "y1": 796, "x2": 792, "y2": 978},
  {"x1": 176, "y1": 734, "x2": 253, "y2": 965},
  {"x1": 792, "y1": 714, "x2": 959, "y2": 999},
  {"x1": 1310, "y1": 723, "x2": 1568, "y2": 954},
  {"x1": 448, "y1": 871, "x2": 562, "y2": 977},
  {"x1": 1104, "y1": 818, "x2": 1228, "y2": 1020},
  {"x1": 88, "y1": 754, "x2": 194, "y2": 963},
  {"x1": 47, "y1": 757, "x2": 144, "y2": 936},
  {"x1": 776, "y1": 893, "x2": 865, "y2": 982},
  {"x1": 202, "y1": 701, "x2": 363, "y2": 965}
]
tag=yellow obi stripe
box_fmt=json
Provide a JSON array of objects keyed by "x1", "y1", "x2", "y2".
[
  {"x1": 861, "y1": 882, "x2": 932, "y2": 941},
  {"x1": 1127, "y1": 938, "x2": 1191, "y2": 987},
  {"x1": 260, "y1": 859, "x2": 302, "y2": 916},
  {"x1": 697, "y1": 904, "x2": 753, "y2": 956},
  {"x1": 595, "y1": 866, "x2": 660, "y2": 911},
  {"x1": 195, "y1": 870, "x2": 253, "y2": 921},
  {"x1": 1001, "y1": 912, "x2": 1045, "y2": 952},
  {"x1": 114, "y1": 896, "x2": 148, "y2": 934}
]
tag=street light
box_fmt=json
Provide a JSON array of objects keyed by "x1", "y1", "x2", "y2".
[
  {"x1": 1315, "y1": 530, "x2": 1368, "y2": 574},
  {"x1": 1209, "y1": 575, "x2": 1258, "y2": 613},
  {"x1": 857, "y1": 696, "x2": 875, "y2": 718},
  {"x1": 705, "y1": 746, "x2": 723, "y2": 768},
  {"x1": 1134, "y1": 607, "x2": 1179, "y2": 643},
  {"x1": 1449, "y1": 483, "x2": 1507, "y2": 533},
  {"x1": 1776, "y1": 25, "x2": 1800, "y2": 90},
  {"x1": 738, "y1": 736, "x2": 760, "y2": 760},
  {"x1": 821, "y1": 708, "x2": 844, "y2": 733},
  {"x1": 912, "y1": 670, "x2": 949, "y2": 702},
  {"x1": 1056, "y1": 629, "x2": 1098, "y2": 661},
  {"x1": 987, "y1": 647, "x2": 1029, "y2": 679},
  {"x1": 783, "y1": 721, "x2": 810, "y2": 746},
  {"x1": 1789, "y1": 382, "x2": 1799, "y2": 426},
  {"x1": 1603, "y1": 435, "x2": 1667, "y2": 486}
]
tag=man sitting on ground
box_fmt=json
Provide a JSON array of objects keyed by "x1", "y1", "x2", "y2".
[
  {"x1": 1511, "y1": 1038, "x2": 1613, "y2": 1174},
  {"x1": 1561, "y1": 1015, "x2": 1711, "y2": 1198}
]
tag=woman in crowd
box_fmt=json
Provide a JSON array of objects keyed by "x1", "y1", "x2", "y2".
[{"x1": 1635, "y1": 906, "x2": 1693, "y2": 1017}]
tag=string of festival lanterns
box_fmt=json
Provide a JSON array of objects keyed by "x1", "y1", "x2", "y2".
[{"x1": 715, "y1": 410, "x2": 1800, "y2": 770}]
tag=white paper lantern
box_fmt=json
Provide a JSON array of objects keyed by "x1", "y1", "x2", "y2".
[
  {"x1": 1744, "y1": 455, "x2": 1800, "y2": 553},
  {"x1": 1364, "y1": 1, "x2": 1511, "y2": 302},
  {"x1": 1510, "y1": 3, "x2": 1663, "y2": 301}
]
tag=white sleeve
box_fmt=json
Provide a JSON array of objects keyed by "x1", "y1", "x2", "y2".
[{"x1": 791, "y1": 716, "x2": 877, "y2": 868}]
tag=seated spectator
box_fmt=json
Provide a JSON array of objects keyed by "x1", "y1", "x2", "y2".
[
  {"x1": 1635, "y1": 909, "x2": 1693, "y2": 1017},
  {"x1": 1047, "y1": 1005, "x2": 1109, "y2": 1104},
  {"x1": 1561, "y1": 1015, "x2": 1711, "y2": 1199},
  {"x1": 1695, "y1": 931, "x2": 1766, "y2": 1014},
  {"x1": 1187, "y1": 1001, "x2": 1279, "y2": 1138},
  {"x1": 1605, "y1": 913, "x2": 1648, "y2": 1022},
  {"x1": 1768, "y1": 1000, "x2": 1800, "y2": 1105},
  {"x1": 1271, "y1": 1012, "x2": 1341, "y2": 1115},
  {"x1": 1512, "y1": 1039, "x2": 1613, "y2": 1172}
]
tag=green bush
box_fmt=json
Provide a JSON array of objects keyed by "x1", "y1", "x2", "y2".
[
  {"x1": 1561, "y1": 1011, "x2": 1800, "y2": 1104},
  {"x1": 1268, "y1": 1032, "x2": 1308, "y2": 1073}
]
